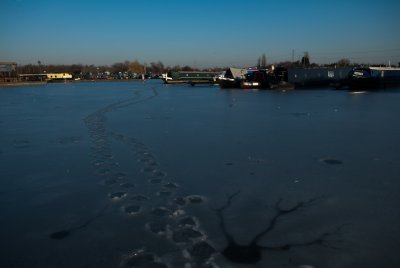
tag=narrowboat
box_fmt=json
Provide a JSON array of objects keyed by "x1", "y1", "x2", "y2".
[
  {"x1": 287, "y1": 67, "x2": 351, "y2": 88},
  {"x1": 348, "y1": 67, "x2": 400, "y2": 90},
  {"x1": 162, "y1": 71, "x2": 219, "y2": 85}
]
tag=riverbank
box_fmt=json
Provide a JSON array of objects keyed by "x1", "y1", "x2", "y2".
[
  {"x1": 0, "y1": 81, "x2": 48, "y2": 87},
  {"x1": 0, "y1": 79, "x2": 154, "y2": 87}
]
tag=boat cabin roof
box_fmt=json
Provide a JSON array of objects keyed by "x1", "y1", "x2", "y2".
[{"x1": 368, "y1": 67, "x2": 400, "y2": 71}]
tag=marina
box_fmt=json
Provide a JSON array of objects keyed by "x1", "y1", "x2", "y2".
[{"x1": 4, "y1": 61, "x2": 400, "y2": 91}]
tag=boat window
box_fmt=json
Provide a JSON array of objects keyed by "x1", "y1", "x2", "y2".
[
  {"x1": 385, "y1": 70, "x2": 400, "y2": 77},
  {"x1": 352, "y1": 69, "x2": 370, "y2": 78},
  {"x1": 370, "y1": 69, "x2": 381, "y2": 77}
]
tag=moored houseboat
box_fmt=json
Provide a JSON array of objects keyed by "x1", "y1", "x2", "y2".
[
  {"x1": 287, "y1": 67, "x2": 351, "y2": 88},
  {"x1": 239, "y1": 67, "x2": 294, "y2": 90},
  {"x1": 348, "y1": 67, "x2": 400, "y2": 90},
  {"x1": 162, "y1": 71, "x2": 219, "y2": 85},
  {"x1": 240, "y1": 69, "x2": 268, "y2": 89},
  {"x1": 217, "y1": 68, "x2": 248, "y2": 88},
  {"x1": 267, "y1": 67, "x2": 295, "y2": 90}
]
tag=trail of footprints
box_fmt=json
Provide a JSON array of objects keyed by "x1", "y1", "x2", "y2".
[{"x1": 84, "y1": 88, "x2": 218, "y2": 267}]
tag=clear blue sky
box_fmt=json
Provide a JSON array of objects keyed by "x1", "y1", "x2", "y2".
[{"x1": 1, "y1": 0, "x2": 400, "y2": 68}]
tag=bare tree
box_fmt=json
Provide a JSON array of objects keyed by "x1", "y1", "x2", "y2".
[
  {"x1": 149, "y1": 61, "x2": 165, "y2": 74},
  {"x1": 181, "y1": 65, "x2": 193, "y2": 71},
  {"x1": 301, "y1": 51, "x2": 310, "y2": 67},
  {"x1": 261, "y1": 53, "x2": 267, "y2": 68},
  {"x1": 337, "y1": 58, "x2": 351, "y2": 67},
  {"x1": 112, "y1": 62, "x2": 129, "y2": 74},
  {"x1": 129, "y1": 60, "x2": 144, "y2": 74}
]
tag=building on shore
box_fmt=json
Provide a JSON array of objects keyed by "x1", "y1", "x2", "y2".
[
  {"x1": 18, "y1": 73, "x2": 73, "y2": 82},
  {"x1": 45, "y1": 73, "x2": 73, "y2": 80},
  {"x1": 0, "y1": 62, "x2": 18, "y2": 82}
]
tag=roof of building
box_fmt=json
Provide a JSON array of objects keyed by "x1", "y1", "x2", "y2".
[
  {"x1": 228, "y1": 68, "x2": 248, "y2": 79},
  {"x1": 0, "y1": 62, "x2": 17, "y2": 72}
]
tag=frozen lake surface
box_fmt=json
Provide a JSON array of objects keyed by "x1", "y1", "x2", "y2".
[{"x1": 1, "y1": 80, "x2": 400, "y2": 267}]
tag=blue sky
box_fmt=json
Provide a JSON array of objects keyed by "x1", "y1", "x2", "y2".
[{"x1": 1, "y1": 0, "x2": 400, "y2": 67}]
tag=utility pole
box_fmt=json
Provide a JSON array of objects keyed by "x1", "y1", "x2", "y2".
[
  {"x1": 292, "y1": 49, "x2": 294, "y2": 62},
  {"x1": 38, "y1": 60, "x2": 42, "y2": 81},
  {"x1": 142, "y1": 63, "x2": 147, "y2": 80}
]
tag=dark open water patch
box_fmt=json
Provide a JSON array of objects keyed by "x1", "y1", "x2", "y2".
[
  {"x1": 320, "y1": 158, "x2": 343, "y2": 165},
  {"x1": 49, "y1": 230, "x2": 70, "y2": 240},
  {"x1": 49, "y1": 205, "x2": 108, "y2": 240},
  {"x1": 287, "y1": 112, "x2": 311, "y2": 117}
]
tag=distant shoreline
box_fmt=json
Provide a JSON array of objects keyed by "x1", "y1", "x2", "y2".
[
  {"x1": 0, "y1": 79, "x2": 154, "y2": 87},
  {"x1": 0, "y1": 81, "x2": 48, "y2": 87}
]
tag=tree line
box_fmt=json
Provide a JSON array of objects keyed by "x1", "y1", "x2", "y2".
[{"x1": 16, "y1": 60, "x2": 226, "y2": 78}]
